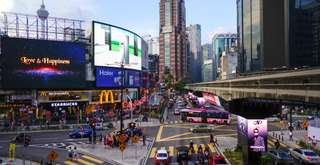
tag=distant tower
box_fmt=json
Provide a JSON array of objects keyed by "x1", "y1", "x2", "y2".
[{"x1": 37, "y1": 0, "x2": 49, "y2": 39}]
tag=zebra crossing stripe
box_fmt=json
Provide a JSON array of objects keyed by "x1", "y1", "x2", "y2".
[
  {"x1": 76, "y1": 158, "x2": 96, "y2": 165},
  {"x1": 194, "y1": 144, "x2": 198, "y2": 153},
  {"x1": 82, "y1": 155, "x2": 104, "y2": 164},
  {"x1": 64, "y1": 160, "x2": 79, "y2": 165},
  {"x1": 150, "y1": 147, "x2": 157, "y2": 158},
  {"x1": 208, "y1": 143, "x2": 216, "y2": 153},
  {"x1": 168, "y1": 146, "x2": 174, "y2": 157}
]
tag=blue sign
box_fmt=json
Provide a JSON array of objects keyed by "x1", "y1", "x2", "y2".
[{"x1": 96, "y1": 67, "x2": 141, "y2": 88}]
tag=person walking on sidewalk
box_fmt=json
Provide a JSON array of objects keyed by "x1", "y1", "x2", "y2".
[
  {"x1": 289, "y1": 131, "x2": 293, "y2": 141},
  {"x1": 312, "y1": 136, "x2": 317, "y2": 147},
  {"x1": 275, "y1": 139, "x2": 280, "y2": 150}
]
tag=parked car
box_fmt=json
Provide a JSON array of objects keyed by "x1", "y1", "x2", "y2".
[
  {"x1": 289, "y1": 148, "x2": 320, "y2": 164},
  {"x1": 190, "y1": 124, "x2": 214, "y2": 133},
  {"x1": 176, "y1": 146, "x2": 189, "y2": 163},
  {"x1": 267, "y1": 149, "x2": 294, "y2": 165},
  {"x1": 69, "y1": 125, "x2": 93, "y2": 138}
]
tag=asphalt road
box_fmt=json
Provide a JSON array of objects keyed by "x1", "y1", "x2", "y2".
[{"x1": 146, "y1": 104, "x2": 237, "y2": 165}]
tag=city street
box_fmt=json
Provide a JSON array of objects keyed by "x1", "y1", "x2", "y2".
[{"x1": 146, "y1": 105, "x2": 237, "y2": 164}]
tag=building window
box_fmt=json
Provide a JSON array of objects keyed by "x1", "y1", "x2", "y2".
[
  {"x1": 164, "y1": 33, "x2": 170, "y2": 68},
  {"x1": 165, "y1": 0, "x2": 171, "y2": 26}
]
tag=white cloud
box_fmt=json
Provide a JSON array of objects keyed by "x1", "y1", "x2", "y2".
[{"x1": 0, "y1": 0, "x2": 14, "y2": 13}]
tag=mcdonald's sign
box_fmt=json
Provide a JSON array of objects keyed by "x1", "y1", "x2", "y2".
[{"x1": 99, "y1": 90, "x2": 115, "y2": 104}]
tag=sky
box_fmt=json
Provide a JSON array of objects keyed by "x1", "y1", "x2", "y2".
[{"x1": 0, "y1": 0, "x2": 236, "y2": 43}]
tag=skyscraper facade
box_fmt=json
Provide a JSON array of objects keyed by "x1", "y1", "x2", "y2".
[
  {"x1": 159, "y1": 0, "x2": 187, "y2": 82},
  {"x1": 202, "y1": 43, "x2": 213, "y2": 61},
  {"x1": 212, "y1": 33, "x2": 237, "y2": 80},
  {"x1": 237, "y1": 0, "x2": 320, "y2": 73},
  {"x1": 187, "y1": 24, "x2": 202, "y2": 83}
]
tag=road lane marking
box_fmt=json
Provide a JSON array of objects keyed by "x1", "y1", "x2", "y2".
[
  {"x1": 64, "y1": 160, "x2": 79, "y2": 165},
  {"x1": 159, "y1": 135, "x2": 210, "y2": 142},
  {"x1": 156, "y1": 125, "x2": 164, "y2": 142},
  {"x1": 164, "y1": 125, "x2": 191, "y2": 129},
  {"x1": 82, "y1": 155, "x2": 104, "y2": 164},
  {"x1": 158, "y1": 132, "x2": 192, "y2": 142},
  {"x1": 76, "y1": 158, "x2": 95, "y2": 165},
  {"x1": 150, "y1": 147, "x2": 157, "y2": 158},
  {"x1": 168, "y1": 146, "x2": 174, "y2": 157},
  {"x1": 208, "y1": 143, "x2": 216, "y2": 153}
]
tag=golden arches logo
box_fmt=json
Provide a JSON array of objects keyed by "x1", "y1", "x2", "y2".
[{"x1": 99, "y1": 90, "x2": 114, "y2": 104}]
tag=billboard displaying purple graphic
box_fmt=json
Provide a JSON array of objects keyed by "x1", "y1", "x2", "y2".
[
  {"x1": 237, "y1": 116, "x2": 248, "y2": 136},
  {"x1": 247, "y1": 119, "x2": 267, "y2": 152}
]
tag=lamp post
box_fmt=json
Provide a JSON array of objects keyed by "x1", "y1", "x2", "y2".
[{"x1": 120, "y1": 62, "x2": 124, "y2": 133}]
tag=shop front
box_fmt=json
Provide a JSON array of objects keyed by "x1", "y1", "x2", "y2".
[{"x1": 37, "y1": 91, "x2": 89, "y2": 124}]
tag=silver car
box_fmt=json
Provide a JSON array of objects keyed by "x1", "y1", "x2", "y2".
[{"x1": 289, "y1": 148, "x2": 320, "y2": 164}]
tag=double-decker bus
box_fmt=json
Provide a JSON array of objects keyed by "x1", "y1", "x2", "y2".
[{"x1": 180, "y1": 108, "x2": 231, "y2": 125}]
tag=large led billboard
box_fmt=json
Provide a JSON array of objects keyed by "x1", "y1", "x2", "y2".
[
  {"x1": 93, "y1": 21, "x2": 142, "y2": 70},
  {"x1": 96, "y1": 67, "x2": 140, "y2": 88},
  {"x1": 1, "y1": 37, "x2": 86, "y2": 89}
]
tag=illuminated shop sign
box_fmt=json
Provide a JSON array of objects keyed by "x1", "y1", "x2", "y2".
[
  {"x1": 51, "y1": 102, "x2": 78, "y2": 107},
  {"x1": 99, "y1": 90, "x2": 115, "y2": 104}
]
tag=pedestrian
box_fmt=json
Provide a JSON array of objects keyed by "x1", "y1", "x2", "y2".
[
  {"x1": 210, "y1": 134, "x2": 214, "y2": 143},
  {"x1": 143, "y1": 135, "x2": 146, "y2": 146},
  {"x1": 275, "y1": 139, "x2": 280, "y2": 150},
  {"x1": 289, "y1": 131, "x2": 293, "y2": 141},
  {"x1": 68, "y1": 149, "x2": 73, "y2": 160},
  {"x1": 312, "y1": 136, "x2": 317, "y2": 147},
  {"x1": 73, "y1": 146, "x2": 78, "y2": 160},
  {"x1": 103, "y1": 135, "x2": 108, "y2": 148}
]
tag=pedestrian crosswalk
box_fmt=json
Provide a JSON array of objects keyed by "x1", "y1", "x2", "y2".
[
  {"x1": 149, "y1": 143, "x2": 218, "y2": 158},
  {"x1": 64, "y1": 154, "x2": 104, "y2": 165},
  {"x1": 164, "y1": 120, "x2": 184, "y2": 125},
  {"x1": 30, "y1": 141, "x2": 89, "y2": 149}
]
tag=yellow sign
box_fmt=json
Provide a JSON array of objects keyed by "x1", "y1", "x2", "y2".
[
  {"x1": 99, "y1": 90, "x2": 114, "y2": 104},
  {"x1": 9, "y1": 143, "x2": 16, "y2": 161},
  {"x1": 48, "y1": 150, "x2": 58, "y2": 161},
  {"x1": 119, "y1": 143, "x2": 126, "y2": 152}
]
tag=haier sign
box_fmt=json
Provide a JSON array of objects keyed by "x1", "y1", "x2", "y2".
[{"x1": 96, "y1": 67, "x2": 140, "y2": 88}]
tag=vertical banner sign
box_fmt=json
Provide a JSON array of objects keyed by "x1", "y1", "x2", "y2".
[
  {"x1": 9, "y1": 143, "x2": 16, "y2": 161},
  {"x1": 248, "y1": 119, "x2": 267, "y2": 152}
]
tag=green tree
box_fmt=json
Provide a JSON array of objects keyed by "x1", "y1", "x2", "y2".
[
  {"x1": 173, "y1": 79, "x2": 187, "y2": 91},
  {"x1": 162, "y1": 67, "x2": 173, "y2": 88}
]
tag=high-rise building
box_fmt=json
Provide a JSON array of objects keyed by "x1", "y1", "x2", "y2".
[
  {"x1": 202, "y1": 60, "x2": 213, "y2": 82},
  {"x1": 237, "y1": 0, "x2": 320, "y2": 73},
  {"x1": 159, "y1": 0, "x2": 187, "y2": 82},
  {"x1": 212, "y1": 33, "x2": 237, "y2": 80},
  {"x1": 202, "y1": 43, "x2": 213, "y2": 61},
  {"x1": 220, "y1": 48, "x2": 238, "y2": 80},
  {"x1": 187, "y1": 24, "x2": 202, "y2": 83}
]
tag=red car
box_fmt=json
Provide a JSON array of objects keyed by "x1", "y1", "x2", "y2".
[{"x1": 209, "y1": 155, "x2": 228, "y2": 165}]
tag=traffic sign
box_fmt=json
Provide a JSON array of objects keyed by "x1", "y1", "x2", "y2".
[
  {"x1": 132, "y1": 135, "x2": 140, "y2": 144},
  {"x1": 118, "y1": 134, "x2": 127, "y2": 143},
  {"x1": 9, "y1": 143, "x2": 15, "y2": 161},
  {"x1": 48, "y1": 150, "x2": 58, "y2": 161},
  {"x1": 119, "y1": 143, "x2": 126, "y2": 152}
]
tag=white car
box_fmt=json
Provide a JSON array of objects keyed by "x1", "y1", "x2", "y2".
[
  {"x1": 289, "y1": 148, "x2": 320, "y2": 164},
  {"x1": 156, "y1": 149, "x2": 169, "y2": 161}
]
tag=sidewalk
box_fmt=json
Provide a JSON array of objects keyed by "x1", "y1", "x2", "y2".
[
  {"x1": 269, "y1": 130, "x2": 320, "y2": 150},
  {"x1": 0, "y1": 157, "x2": 40, "y2": 165},
  {"x1": 0, "y1": 118, "x2": 160, "y2": 135},
  {"x1": 75, "y1": 138, "x2": 154, "y2": 165}
]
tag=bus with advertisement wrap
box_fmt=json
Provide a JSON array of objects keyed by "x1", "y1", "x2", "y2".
[{"x1": 180, "y1": 108, "x2": 231, "y2": 125}]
